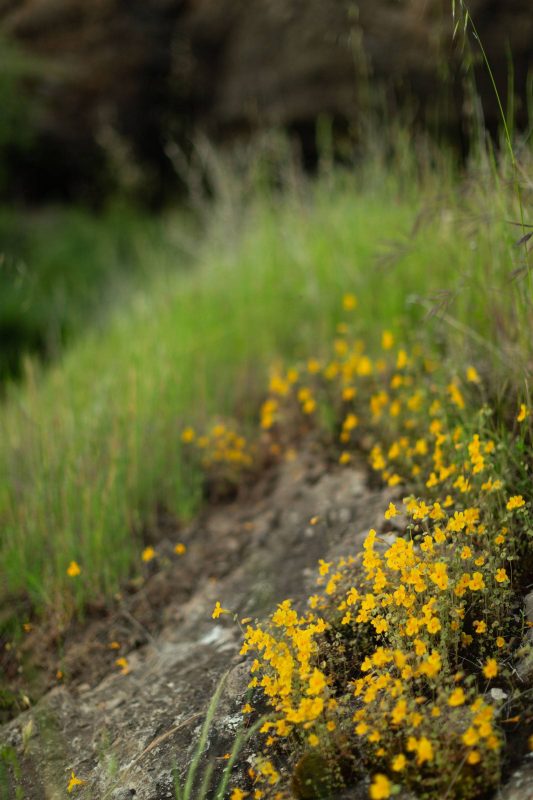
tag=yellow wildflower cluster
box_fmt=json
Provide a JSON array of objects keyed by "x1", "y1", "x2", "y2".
[
  {"x1": 181, "y1": 420, "x2": 254, "y2": 488},
  {"x1": 200, "y1": 298, "x2": 531, "y2": 799}
]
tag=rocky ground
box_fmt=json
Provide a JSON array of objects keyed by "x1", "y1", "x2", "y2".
[{"x1": 1, "y1": 444, "x2": 532, "y2": 799}]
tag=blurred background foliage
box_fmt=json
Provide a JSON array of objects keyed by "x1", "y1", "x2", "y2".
[{"x1": 0, "y1": 0, "x2": 531, "y2": 382}]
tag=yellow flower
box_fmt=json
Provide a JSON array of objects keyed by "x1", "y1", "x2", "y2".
[
  {"x1": 212, "y1": 601, "x2": 230, "y2": 619},
  {"x1": 181, "y1": 427, "x2": 195, "y2": 443},
  {"x1": 506, "y1": 495, "x2": 525, "y2": 511},
  {"x1": 369, "y1": 774, "x2": 391, "y2": 800},
  {"x1": 517, "y1": 404, "x2": 529, "y2": 422},
  {"x1": 468, "y1": 572, "x2": 485, "y2": 591},
  {"x1": 67, "y1": 771, "x2": 85, "y2": 793},
  {"x1": 495, "y1": 568, "x2": 508, "y2": 583},
  {"x1": 174, "y1": 543, "x2": 186, "y2": 555},
  {"x1": 496, "y1": 636, "x2": 505, "y2": 648},
  {"x1": 242, "y1": 703, "x2": 253, "y2": 714},
  {"x1": 448, "y1": 687, "x2": 466, "y2": 707},
  {"x1": 391, "y1": 754, "x2": 406, "y2": 772},
  {"x1": 384, "y1": 503, "x2": 398, "y2": 520},
  {"x1": 308, "y1": 733, "x2": 319, "y2": 747},
  {"x1": 416, "y1": 737, "x2": 434, "y2": 765},
  {"x1": 115, "y1": 657, "x2": 130, "y2": 675},
  {"x1": 66, "y1": 561, "x2": 81, "y2": 578},
  {"x1": 462, "y1": 727, "x2": 480, "y2": 746},
  {"x1": 339, "y1": 451, "x2": 351, "y2": 465},
  {"x1": 342, "y1": 293, "x2": 358, "y2": 311},
  {"x1": 397, "y1": 350, "x2": 408, "y2": 369},
  {"x1": 483, "y1": 658, "x2": 498, "y2": 679},
  {"x1": 382, "y1": 331, "x2": 394, "y2": 350},
  {"x1": 230, "y1": 789, "x2": 248, "y2": 800},
  {"x1": 447, "y1": 382, "x2": 465, "y2": 409},
  {"x1": 142, "y1": 546, "x2": 156, "y2": 562},
  {"x1": 426, "y1": 617, "x2": 441, "y2": 634},
  {"x1": 466, "y1": 366, "x2": 480, "y2": 383},
  {"x1": 467, "y1": 751, "x2": 481, "y2": 764},
  {"x1": 307, "y1": 668, "x2": 327, "y2": 696}
]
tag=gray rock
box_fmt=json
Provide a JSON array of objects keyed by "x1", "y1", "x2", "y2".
[
  {"x1": 497, "y1": 760, "x2": 533, "y2": 799},
  {"x1": 111, "y1": 790, "x2": 136, "y2": 800}
]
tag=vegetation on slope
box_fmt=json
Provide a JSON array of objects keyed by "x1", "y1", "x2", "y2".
[
  {"x1": 201, "y1": 315, "x2": 533, "y2": 798},
  {"x1": 0, "y1": 143, "x2": 531, "y2": 634}
]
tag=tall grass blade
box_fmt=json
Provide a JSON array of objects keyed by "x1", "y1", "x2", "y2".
[{"x1": 182, "y1": 672, "x2": 228, "y2": 800}]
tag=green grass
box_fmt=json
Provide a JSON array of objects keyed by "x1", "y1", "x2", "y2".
[
  {"x1": 0, "y1": 146, "x2": 531, "y2": 629},
  {"x1": 0, "y1": 204, "x2": 195, "y2": 381}
]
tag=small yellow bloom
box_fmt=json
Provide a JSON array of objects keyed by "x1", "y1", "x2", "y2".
[
  {"x1": 369, "y1": 773, "x2": 391, "y2": 800},
  {"x1": 339, "y1": 451, "x2": 351, "y2": 465},
  {"x1": 466, "y1": 366, "x2": 480, "y2": 383},
  {"x1": 342, "y1": 293, "x2": 358, "y2": 311},
  {"x1": 468, "y1": 572, "x2": 486, "y2": 591},
  {"x1": 174, "y1": 543, "x2": 186, "y2": 555},
  {"x1": 416, "y1": 737, "x2": 434, "y2": 765},
  {"x1": 391, "y1": 753, "x2": 406, "y2": 772},
  {"x1": 382, "y1": 331, "x2": 394, "y2": 350},
  {"x1": 230, "y1": 789, "x2": 248, "y2": 800},
  {"x1": 242, "y1": 703, "x2": 253, "y2": 714},
  {"x1": 517, "y1": 404, "x2": 529, "y2": 423},
  {"x1": 212, "y1": 601, "x2": 230, "y2": 619},
  {"x1": 181, "y1": 427, "x2": 195, "y2": 443},
  {"x1": 308, "y1": 733, "x2": 319, "y2": 747},
  {"x1": 467, "y1": 751, "x2": 481, "y2": 765},
  {"x1": 67, "y1": 771, "x2": 85, "y2": 793},
  {"x1": 462, "y1": 727, "x2": 479, "y2": 746},
  {"x1": 115, "y1": 657, "x2": 130, "y2": 675},
  {"x1": 495, "y1": 568, "x2": 508, "y2": 583},
  {"x1": 66, "y1": 561, "x2": 81, "y2": 578},
  {"x1": 506, "y1": 495, "x2": 525, "y2": 511},
  {"x1": 448, "y1": 687, "x2": 466, "y2": 707},
  {"x1": 483, "y1": 658, "x2": 498, "y2": 679},
  {"x1": 496, "y1": 636, "x2": 505, "y2": 648},
  {"x1": 142, "y1": 546, "x2": 156, "y2": 562},
  {"x1": 318, "y1": 559, "x2": 332, "y2": 576},
  {"x1": 384, "y1": 502, "x2": 398, "y2": 520}
]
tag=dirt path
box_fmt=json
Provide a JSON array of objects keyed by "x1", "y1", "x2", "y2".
[{"x1": 2, "y1": 446, "x2": 532, "y2": 799}]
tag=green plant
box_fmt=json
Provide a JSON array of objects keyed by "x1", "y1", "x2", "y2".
[{"x1": 173, "y1": 672, "x2": 266, "y2": 800}]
